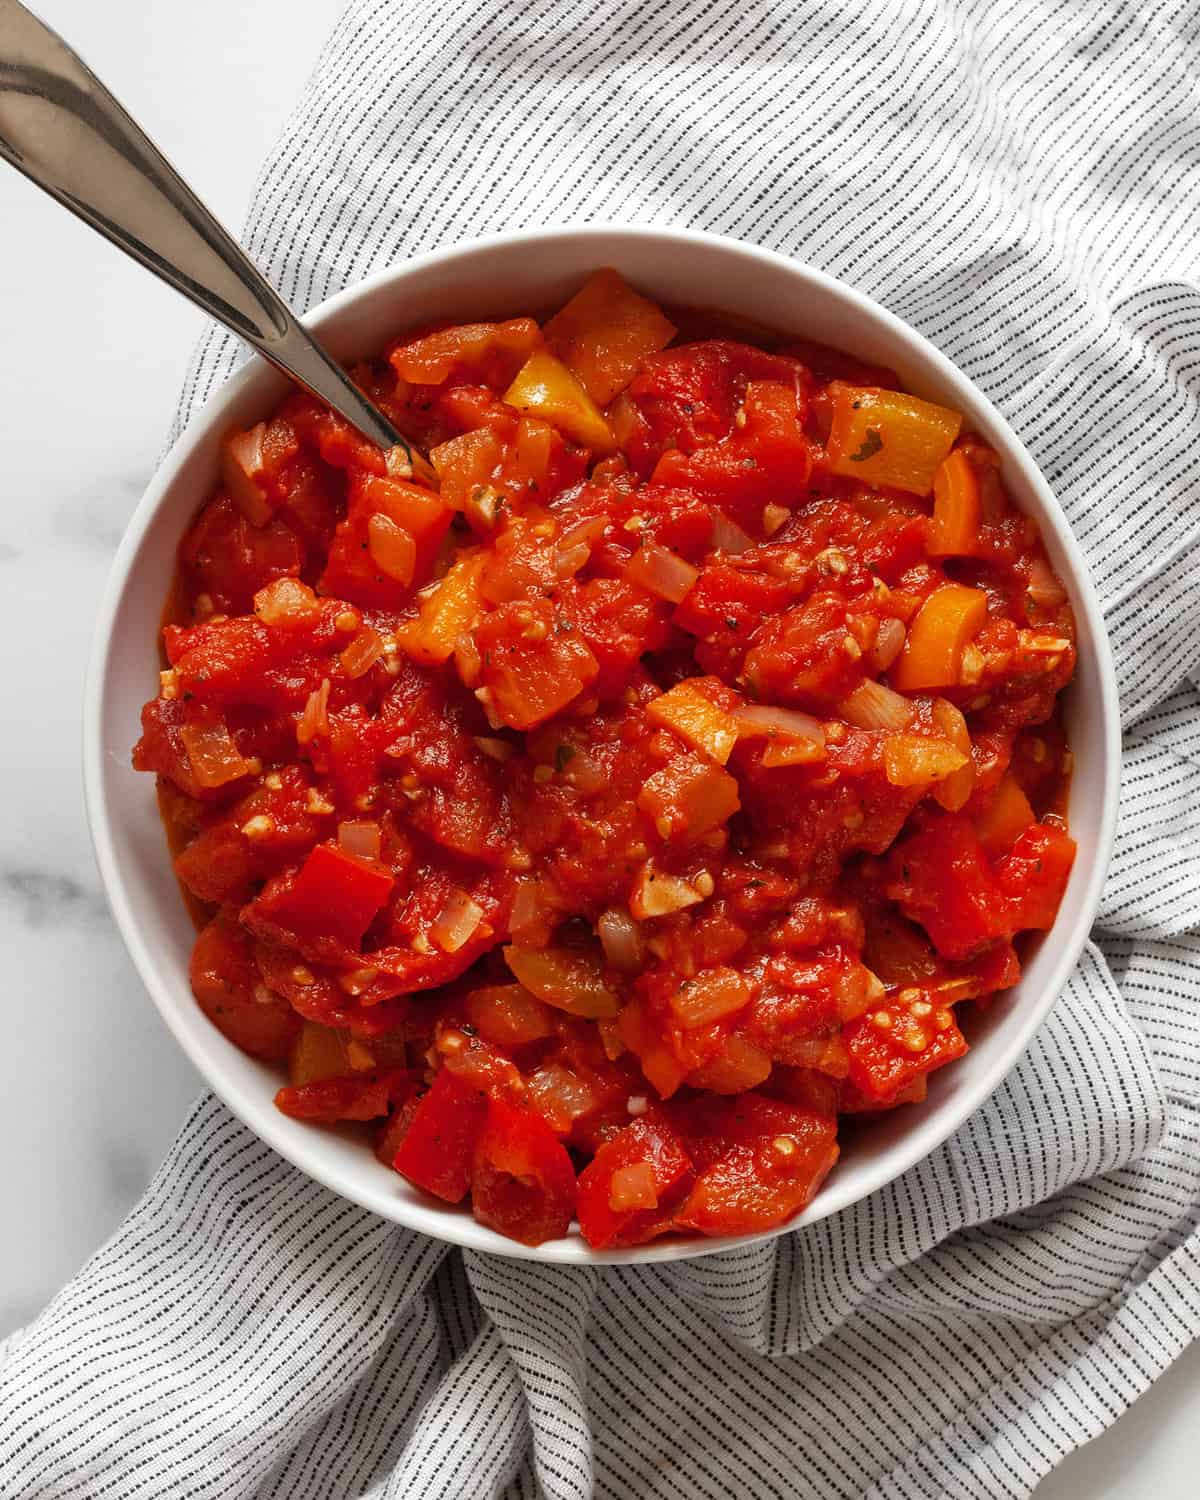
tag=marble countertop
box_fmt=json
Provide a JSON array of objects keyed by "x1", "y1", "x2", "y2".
[{"x1": 1, "y1": 2, "x2": 1195, "y2": 1492}]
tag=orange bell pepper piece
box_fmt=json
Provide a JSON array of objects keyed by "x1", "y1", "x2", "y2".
[
  {"x1": 543, "y1": 268, "x2": 677, "y2": 406},
  {"x1": 394, "y1": 552, "x2": 486, "y2": 665},
  {"x1": 928, "y1": 449, "x2": 981, "y2": 556},
  {"x1": 891, "y1": 583, "x2": 988, "y2": 691},
  {"x1": 975, "y1": 772, "x2": 1036, "y2": 857}
]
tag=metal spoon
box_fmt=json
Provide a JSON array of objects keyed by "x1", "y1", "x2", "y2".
[{"x1": 0, "y1": 0, "x2": 422, "y2": 470}]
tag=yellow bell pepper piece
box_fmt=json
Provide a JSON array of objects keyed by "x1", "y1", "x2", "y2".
[
  {"x1": 503, "y1": 350, "x2": 616, "y2": 453},
  {"x1": 646, "y1": 679, "x2": 739, "y2": 765},
  {"x1": 974, "y1": 772, "x2": 1036, "y2": 857},
  {"x1": 394, "y1": 553, "x2": 486, "y2": 665},
  {"x1": 543, "y1": 269, "x2": 677, "y2": 405},
  {"x1": 827, "y1": 383, "x2": 961, "y2": 496},
  {"x1": 289, "y1": 1022, "x2": 351, "y2": 1087}
]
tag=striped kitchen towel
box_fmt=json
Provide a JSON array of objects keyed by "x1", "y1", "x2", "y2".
[{"x1": 3, "y1": 1, "x2": 1199, "y2": 1495}]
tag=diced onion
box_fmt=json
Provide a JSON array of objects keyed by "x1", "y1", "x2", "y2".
[
  {"x1": 839, "y1": 679, "x2": 912, "y2": 730},
  {"x1": 221, "y1": 423, "x2": 272, "y2": 526},
  {"x1": 254, "y1": 577, "x2": 318, "y2": 625},
  {"x1": 598, "y1": 1017, "x2": 626, "y2": 1061},
  {"x1": 930, "y1": 698, "x2": 975, "y2": 811},
  {"x1": 296, "y1": 678, "x2": 331, "y2": 746},
  {"x1": 733, "y1": 704, "x2": 827, "y2": 752},
  {"x1": 761, "y1": 736, "x2": 825, "y2": 768},
  {"x1": 509, "y1": 877, "x2": 544, "y2": 933},
  {"x1": 624, "y1": 540, "x2": 699, "y2": 604},
  {"x1": 608, "y1": 1161, "x2": 658, "y2": 1212},
  {"x1": 527, "y1": 1063, "x2": 599, "y2": 1133},
  {"x1": 781, "y1": 1033, "x2": 851, "y2": 1077},
  {"x1": 555, "y1": 517, "x2": 606, "y2": 577},
  {"x1": 932, "y1": 697, "x2": 970, "y2": 748},
  {"x1": 340, "y1": 625, "x2": 384, "y2": 679},
  {"x1": 504, "y1": 944, "x2": 619, "y2": 1018},
  {"x1": 866, "y1": 617, "x2": 906, "y2": 671},
  {"x1": 629, "y1": 863, "x2": 704, "y2": 919},
  {"x1": 473, "y1": 735, "x2": 516, "y2": 762},
  {"x1": 179, "y1": 719, "x2": 254, "y2": 789},
  {"x1": 710, "y1": 509, "x2": 754, "y2": 555},
  {"x1": 454, "y1": 632, "x2": 483, "y2": 688},
  {"x1": 465, "y1": 984, "x2": 554, "y2": 1046},
  {"x1": 368, "y1": 513, "x2": 417, "y2": 585},
  {"x1": 338, "y1": 819, "x2": 382, "y2": 862},
  {"x1": 430, "y1": 888, "x2": 485, "y2": 953},
  {"x1": 1027, "y1": 556, "x2": 1067, "y2": 607},
  {"x1": 598, "y1": 907, "x2": 644, "y2": 971},
  {"x1": 555, "y1": 542, "x2": 592, "y2": 577},
  {"x1": 688, "y1": 1035, "x2": 772, "y2": 1093}
]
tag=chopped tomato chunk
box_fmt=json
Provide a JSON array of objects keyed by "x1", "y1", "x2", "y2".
[
  {"x1": 577, "y1": 1111, "x2": 694, "y2": 1248},
  {"x1": 671, "y1": 1095, "x2": 838, "y2": 1235},
  {"x1": 392, "y1": 1069, "x2": 489, "y2": 1203},
  {"x1": 471, "y1": 1097, "x2": 577, "y2": 1245},
  {"x1": 996, "y1": 823, "x2": 1076, "y2": 932},
  {"x1": 887, "y1": 814, "x2": 1004, "y2": 959},
  {"x1": 844, "y1": 987, "x2": 968, "y2": 1102},
  {"x1": 190, "y1": 909, "x2": 300, "y2": 1061},
  {"x1": 475, "y1": 599, "x2": 600, "y2": 730}
]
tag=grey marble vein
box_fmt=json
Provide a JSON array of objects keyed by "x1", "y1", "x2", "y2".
[{"x1": 0, "y1": 868, "x2": 110, "y2": 929}]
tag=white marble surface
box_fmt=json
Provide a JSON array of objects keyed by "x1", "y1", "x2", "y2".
[{"x1": 0, "y1": 1, "x2": 1195, "y2": 1490}]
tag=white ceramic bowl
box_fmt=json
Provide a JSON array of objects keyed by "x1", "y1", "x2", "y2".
[{"x1": 84, "y1": 225, "x2": 1120, "y2": 1263}]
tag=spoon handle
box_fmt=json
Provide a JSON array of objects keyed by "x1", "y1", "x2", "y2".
[{"x1": 0, "y1": 0, "x2": 409, "y2": 456}]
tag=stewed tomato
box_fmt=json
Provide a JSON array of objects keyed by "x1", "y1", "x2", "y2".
[{"x1": 135, "y1": 270, "x2": 1076, "y2": 1248}]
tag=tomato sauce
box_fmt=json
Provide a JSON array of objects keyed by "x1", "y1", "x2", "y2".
[{"x1": 134, "y1": 269, "x2": 1076, "y2": 1248}]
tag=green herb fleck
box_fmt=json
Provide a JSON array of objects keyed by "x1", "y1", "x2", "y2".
[
  {"x1": 848, "y1": 428, "x2": 883, "y2": 462},
  {"x1": 555, "y1": 743, "x2": 576, "y2": 772}
]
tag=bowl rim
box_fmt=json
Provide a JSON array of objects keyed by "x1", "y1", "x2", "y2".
[{"x1": 82, "y1": 222, "x2": 1121, "y2": 1263}]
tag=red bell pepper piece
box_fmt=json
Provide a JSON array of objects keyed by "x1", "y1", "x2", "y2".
[
  {"x1": 393, "y1": 1069, "x2": 488, "y2": 1203},
  {"x1": 274, "y1": 1071, "x2": 407, "y2": 1123},
  {"x1": 470, "y1": 1097, "x2": 577, "y2": 1246},
  {"x1": 273, "y1": 842, "x2": 394, "y2": 949},
  {"x1": 995, "y1": 822, "x2": 1076, "y2": 932},
  {"x1": 576, "y1": 1110, "x2": 694, "y2": 1249},
  {"x1": 886, "y1": 813, "x2": 1004, "y2": 959}
]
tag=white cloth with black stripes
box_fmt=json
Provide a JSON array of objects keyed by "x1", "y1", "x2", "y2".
[{"x1": 3, "y1": 1, "x2": 1200, "y2": 1495}]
